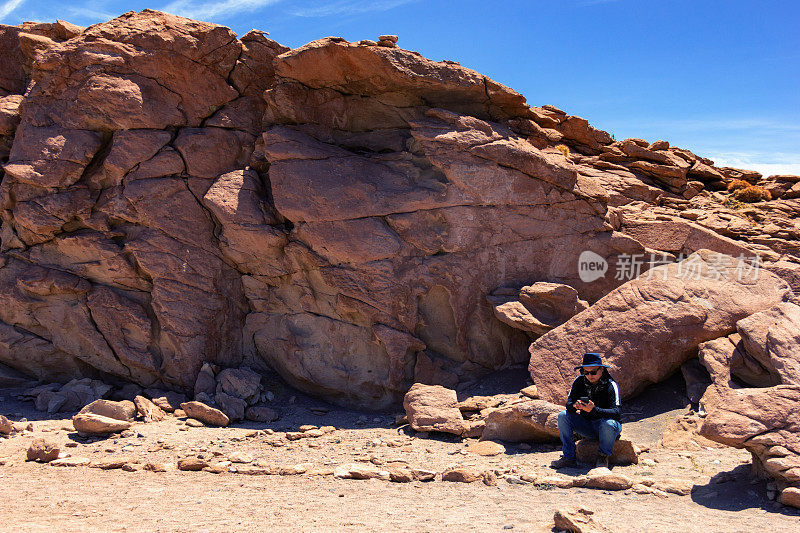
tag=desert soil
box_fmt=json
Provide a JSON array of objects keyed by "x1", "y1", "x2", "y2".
[{"x1": 1, "y1": 371, "x2": 799, "y2": 532}]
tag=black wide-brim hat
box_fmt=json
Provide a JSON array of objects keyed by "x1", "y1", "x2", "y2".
[{"x1": 574, "y1": 352, "x2": 609, "y2": 369}]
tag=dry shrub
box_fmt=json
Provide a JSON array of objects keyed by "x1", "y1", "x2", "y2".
[
  {"x1": 732, "y1": 185, "x2": 772, "y2": 203},
  {"x1": 726, "y1": 179, "x2": 750, "y2": 192},
  {"x1": 555, "y1": 144, "x2": 570, "y2": 158}
]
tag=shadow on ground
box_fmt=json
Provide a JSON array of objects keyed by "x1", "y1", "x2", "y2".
[{"x1": 690, "y1": 463, "x2": 800, "y2": 517}]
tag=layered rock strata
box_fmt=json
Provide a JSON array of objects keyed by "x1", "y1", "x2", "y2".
[{"x1": 0, "y1": 10, "x2": 797, "y2": 409}]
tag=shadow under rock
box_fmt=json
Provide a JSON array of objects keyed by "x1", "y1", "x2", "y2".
[
  {"x1": 690, "y1": 464, "x2": 799, "y2": 516},
  {"x1": 456, "y1": 364, "x2": 532, "y2": 399},
  {"x1": 618, "y1": 371, "x2": 692, "y2": 425}
]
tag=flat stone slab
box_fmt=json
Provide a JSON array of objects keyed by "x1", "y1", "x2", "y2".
[{"x1": 575, "y1": 438, "x2": 639, "y2": 465}]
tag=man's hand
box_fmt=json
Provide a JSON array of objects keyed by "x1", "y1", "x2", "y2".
[{"x1": 575, "y1": 400, "x2": 595, "y2": 412}]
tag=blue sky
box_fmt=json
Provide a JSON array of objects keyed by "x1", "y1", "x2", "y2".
[{"x1": 2, "y1": 0, "x2": 798, "y2": 176}]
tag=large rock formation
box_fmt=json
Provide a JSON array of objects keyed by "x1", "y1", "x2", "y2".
[{"x1": 0, "y1": 10, "x2": 797, "y2": 409}]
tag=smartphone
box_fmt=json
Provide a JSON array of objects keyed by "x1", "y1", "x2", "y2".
[{"x1": 578, "y1": 396, "x2": 589, "y2": 404}]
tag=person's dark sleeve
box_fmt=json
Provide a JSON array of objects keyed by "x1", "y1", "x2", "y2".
[
  {"x1": 565, "y1": 378, "x2": 580, "y2": 414},
  {"x1": 590, "y1": 380, "x2": 621, "y2": 421}
]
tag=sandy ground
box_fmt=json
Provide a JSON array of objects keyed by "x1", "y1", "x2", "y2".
[{"x1": 2, "y1": 371, "x2": 799, "y2": 532}]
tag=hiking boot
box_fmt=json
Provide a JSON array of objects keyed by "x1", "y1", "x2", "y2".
[
  {"x1": 596, "y1": 453, "x2": 611, "y2": 469},
  {"x1": 550, "y1": 456, "x2": 577, "y2": 469}
]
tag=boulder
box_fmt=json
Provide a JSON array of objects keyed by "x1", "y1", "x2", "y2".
[
  {"x1": 216, "y1": 367, "x2": 261, "y2": 403},
  {"x1": 31, "y1": 379, "x2": 113, "y2": 414},
  {"x1": 333, "y1": 463, "x2": 390, "y2": 481},
  {"x1": 441, "y1": 467, "x2": 482, "y2": 483},
  {"x1": 133, "y1": 395, "x2": 166, "y2": 423},
  {"x1": 480, "y1": 399, "x2": 561, "y2": 442},
  {"x1": 553, "y1": 507, "x2": 610, "y2": 533},
  {"x1": 177, "y1": 457, "x2": 209, "y2": 471},
  {"x1": 228, "y1": 452, "x2": 253, "y2": 464},
  {"x1": 576, "y1": 469, "x2": 634, "y2": 490},
  {"x1": 697, "y1": 302, "x2": 800, "y2": 489},
  {"x1": 699, "y1": 384, "x2": 800, "y2": 487},
  {"x1": 72, "y1": 413, "x2": 132, "y2": 435},
  {"x1": 403, "y1": 383, "x2": 467, "y2": 435},
  {"x1": 736, "y1": 302, "x2": 800, "y2": 386},
  {"x1": 145, "y1": 391, "x2": 187, "y2": 413},
  {"x1": 491, "y1": 301, "x2": 552, "y2": 335},
  {"x1": 194, "y1": 363, "x2": 216, "y2": 398},
  {"x1": 517, "y1": 282, "x2": 589, "y2": 327},
  {"x1": 4, "y1": 126, "x2": 104, "y2": 188},
  {"x1": 78, "y1": 399, "x2": 137, "y2": 422},
  {"x1": 697, "y1": 334, "x2": 775, "y2": 389},
  {"x1": 575, "y1": 438, "x2": 639, "y2": 465},
  {"x1": 215, "y1": 391, "x2": 247, "y2": 421},
  {"x1": 411, "y1": 469, "x2": 436, "y2": 482},
  {"x1": 620, "y1": 215, "x2": 756, "y2": 264},
  {"x1": 530, "y1": 250, "x2": 793, "y2": 404},
  {"x1": 27, "y1": 438, "x2": 60, "y2": 463},
  {"x1": 0, "y1": 415, "x2": 12, "y2": 435},
  {"x1": 244, "y1": 405, "x2": 279, "y2": 423},
  {"x1": 466, "y1": 440, "x2": 505, "y2": 456},
  {"x1": 180, "y1": 401, "x2": 230, "y2": 427},
  {"x1": 780, "y1": 487, "x2": 800, "y2": 509},
  {"x1": 490, "y1": 281, "x2": 588, "y2": 335},
  {"x1": 389, "y1": 469, "x2": 414, "y2": 483}
]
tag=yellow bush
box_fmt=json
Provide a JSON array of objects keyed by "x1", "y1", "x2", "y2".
[
  {"x1": 555, "y1": 144, "x2": 570, "y2": 158},
  {"x1": 726, "y1": 179, "x2": 750, "y2": 192},
  {"x1": 732, "y1": 186, "x2": 771, "y2": 203}
]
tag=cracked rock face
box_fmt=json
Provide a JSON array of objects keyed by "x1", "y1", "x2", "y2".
[
  {"x1": 699, "y1": 303, "x2": 800, "y2": 490},
  {"x1": 0, "y1": 10, "x2": 798, "y2": 410},
  {"x1": 529, "y1": 250, "x2": 793, "y2": 405}
]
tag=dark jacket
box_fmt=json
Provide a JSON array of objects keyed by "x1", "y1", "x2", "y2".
[{"x1": 565, "y1": 369, "x2": 621, "y2": 421}]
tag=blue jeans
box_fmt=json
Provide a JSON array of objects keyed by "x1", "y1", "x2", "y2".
[{"x1": 558, "y1": 410, "x2": 621, "y2": 459}]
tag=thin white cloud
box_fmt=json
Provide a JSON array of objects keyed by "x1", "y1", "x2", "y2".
[
  {"x1": 67, "y1": 6, "x2": 116, "y2": 23},
  {"x1": 288, "y1": 0, "x2": 417, "y2": 17},
  {"x1": 705, "y1": 151, "x2": 800, "y2": 177},
  {"x1": 161, "y1": 0, "x2": 280, "y2": 21},
  {"x1": 620, "y1": 117, "x2": 800, "y2": 134},
  {"x1": 0, "y1": 0, "x2": 25, "y2": 21}
]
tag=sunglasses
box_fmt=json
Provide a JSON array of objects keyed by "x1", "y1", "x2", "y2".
[{"x1": 583, "y1": 368, "x2": 602, "y2": 376}]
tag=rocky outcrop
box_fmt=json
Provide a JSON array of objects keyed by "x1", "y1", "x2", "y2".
[
  {"x1": 736, "y1": 302, "x2": 800, "y2": 385},
  {"x1": 480, "y1": 399, "x2": 561, "y2": 442},
  {"x1": 529, "y1": 250, "x2": 792, "y2": 404},
  {"x1": 0, "y1": 10, "x2": 797, "y2": 410},
  {"x1": 78, "y1": 399, "x2": 136, "y2": 422},
  {"x1": 700, "y1": 385, "x2": 800, "y2": 489},
  {"x1": 27, "y1": 438, "x2": 60, "y2": 463},
  {"x1": 180, "y1": 400, "x2": 230, "y2": 427},
  {"x1": 403, "y1": 383, "x2": 467, "y2": 435},
  {"x1": 553, "y1": 507, "x2": 610, "y2": 533},
  {"x1": 72, "y1": 413, "x2": 132, "y2": 435},
  {"x1": 698, "y1": 303, "x2": 800, "y2": 500},
  {"x1": 488, "y1": 282, "x2": 588, "y2": 336}
]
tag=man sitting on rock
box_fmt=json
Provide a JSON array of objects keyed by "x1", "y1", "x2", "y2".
[{"x1": 551, "y1": 352, "x2": 622, "y2": 469}]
